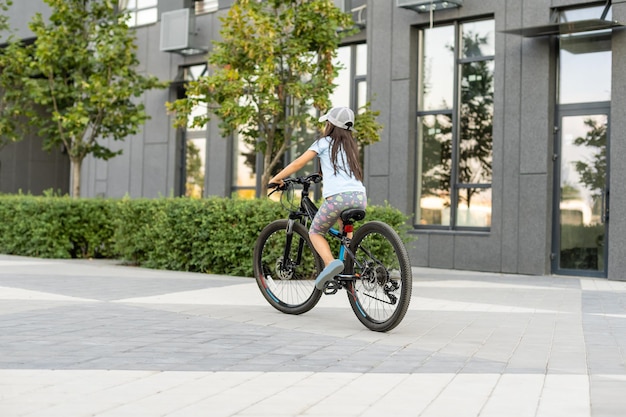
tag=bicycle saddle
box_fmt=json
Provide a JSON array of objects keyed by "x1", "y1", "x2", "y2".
[{"x1": 341, "y1": 209, "x2": 366, "y2": 224}]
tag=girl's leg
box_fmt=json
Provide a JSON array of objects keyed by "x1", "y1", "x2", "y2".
[
  {"x1": 309, "y1": 196, "x2": 340, "y2": 266},
  {"x1": 309, "y1": 233, "x2": 334, "y2": 266},
  {"x1": 309, "y1": 202, "x2": 343, "y2": 290},
  {"x1": 309, "y1": 192, "x2": 365, "y2": 290},
  {"x1": 310, "y1": 234, "x2": 344, "y2": 290}
]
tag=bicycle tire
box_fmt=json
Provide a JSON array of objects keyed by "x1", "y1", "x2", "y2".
[
  {"x1": 344, "y1": 221, "x2": 412, "y2": 332},
  {"x1": 253, "y1": 219, "x2": 324, "y2": 315}
]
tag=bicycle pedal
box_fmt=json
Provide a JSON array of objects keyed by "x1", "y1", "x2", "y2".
[{"x1": 323, "y1": 281, "x2": 340, "y2": 295}]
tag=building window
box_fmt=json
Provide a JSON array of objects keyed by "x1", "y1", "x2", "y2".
[
  {"x1": 195, "y1": 0, "x2": 219, "y2": 14},
  {"x1": 182, "y1": 64, "x2": 208, "y2": 198},
  {"x1": 232, "y1": 132, "x2": 257, "y2": 199},
  {"x1": 331, "y1": 43, "x2": 367, "y2": 114},
  {"x1": 415, "y1": 18, "x2": 494, "y2": 229},
  {"x1": 122, "y1": 0, "x2": 158, "y2": 27},
  {"x1": 333, "y1": 0, "x2": 367, "y2": 26}
]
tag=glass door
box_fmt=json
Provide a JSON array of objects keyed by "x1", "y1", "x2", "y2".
[
  {"x1": 553, "y1": 4, "x2": 612, "y2": 277},
  {"x1": 554, "y1": 111, "x2": 608, "y2": 276}
]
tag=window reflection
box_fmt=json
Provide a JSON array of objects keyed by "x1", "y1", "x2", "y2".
[
  {"x1": 568, "y1": 117, "x2": 606, "y2": 207},
  {"x1": 417, "y1": 115, "x2": 452, "y2": 226},
  {"x1": 421, "y1": 26, "x2": 454, "y2": 111},
  {"x1": 461, "y1": 20, "x2": 495, "y2": 58},
  {"x1": 559, "y1": 115, "x2": 607, "y2": 270},
  {"x1": 459, "y1": 60, "x2": 494, "y2": 184},
  {"x1": 185, "y1": 139, "x2": 205, "y2": 198},
  {"x1": 233, "y1": 132, "x2": 256, "y2": 199},
  {"x1": 561, "y1": 116, "x2": 607, "y2": 227},
  {"x1": 456, "y1": 188, "x2": 491, "y2": 227}
]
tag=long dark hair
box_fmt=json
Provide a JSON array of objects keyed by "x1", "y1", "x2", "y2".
[{"x1": 322, "y1": 122, "x2": 363, "y2": 181}]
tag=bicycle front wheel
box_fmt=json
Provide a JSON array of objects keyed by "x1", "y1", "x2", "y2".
[
  {"x1": 253, "y1": 219, "x2": 324, "y2": 315},
  {"x1": 345, "y1": 221, "x2": 412, "y2": 332}
]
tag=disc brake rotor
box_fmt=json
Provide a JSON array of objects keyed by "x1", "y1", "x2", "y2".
[{"x1": 275, "y1": 259, "x2": 294, "y2": 280}]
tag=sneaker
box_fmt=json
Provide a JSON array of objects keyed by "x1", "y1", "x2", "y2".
[{"x1": 315, "y1": 259, "x2": 344, "y2": 290}]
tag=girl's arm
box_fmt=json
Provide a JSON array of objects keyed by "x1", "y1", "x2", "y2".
[{"x1": 269, "y1": 150, "x2": 317, "y2": 185}]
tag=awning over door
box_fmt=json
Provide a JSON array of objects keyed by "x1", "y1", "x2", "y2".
[{"x1": 502, "y1": 19, "x2": 623, "y2": 37}]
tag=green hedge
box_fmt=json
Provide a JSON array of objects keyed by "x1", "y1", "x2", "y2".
[
  {"x1": 113, "y1": 197, "x2": 285, "y2": 277},
  {"x1": 0, "y1": 195, "x2": 116, "y2": 259},
  {"x1": 0, "y1": 195, "x2": 411, "y2": 277}
]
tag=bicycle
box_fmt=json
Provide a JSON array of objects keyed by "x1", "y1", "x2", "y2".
[{"x1": 253, "y1": 173, "x2": 412, "y2": 332}]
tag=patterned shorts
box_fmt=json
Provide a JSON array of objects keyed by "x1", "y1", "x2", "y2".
[{"x1": 309, "y1": 191, "x2": 367, "y2": 235}]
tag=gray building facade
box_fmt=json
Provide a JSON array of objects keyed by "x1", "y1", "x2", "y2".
[{"x1": 1, "y1": 0, "x2": 624, "y2": 280}]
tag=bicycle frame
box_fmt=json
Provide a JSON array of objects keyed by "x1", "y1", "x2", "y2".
[{"x1": 283, "y1": 178, "x2": 356, "y2": 280}]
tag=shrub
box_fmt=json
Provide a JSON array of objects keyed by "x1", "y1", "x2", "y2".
[
  {"x1": 0, "y1": 195, "x2": 115, "y2": 258},
  {"x1": 0, "y1": 194, "x2": 412, "y2": 277}
]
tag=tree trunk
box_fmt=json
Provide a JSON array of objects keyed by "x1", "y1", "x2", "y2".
[
  {"x1": 261, "y1": 149, "x2": 273, "y2": 198},
  {"x1": 70, "y1": 158, "x2": 82, "y2": 198},
  {"x1": 260, "y1": 170, "x2": 270, "y2": 198}
]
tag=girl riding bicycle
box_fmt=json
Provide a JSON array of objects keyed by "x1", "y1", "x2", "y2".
[{"x1": 269, "y1": 106, "x2": 367, "y2": 291}]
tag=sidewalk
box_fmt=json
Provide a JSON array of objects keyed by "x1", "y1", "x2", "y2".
[{"x1": 0, "y1": 254, "x2": 625, "y2": 417}]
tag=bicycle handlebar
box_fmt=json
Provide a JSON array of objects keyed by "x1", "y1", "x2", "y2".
[{"x1": 268, "y1": 173, "x2": 322, "y2": 194}]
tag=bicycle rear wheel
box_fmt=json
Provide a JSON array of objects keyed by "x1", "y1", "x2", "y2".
[
  {"x1": 345, "y1": 221, "x2": 412, "y2": 332},
  {"x1": 253, "y1": 219, "x2": 324, "y2": 315}
]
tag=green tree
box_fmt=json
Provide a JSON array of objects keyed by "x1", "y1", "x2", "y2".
[
  {"x1": 168, "y1": 0, "x2": 381, "y2": 197},
  {"x1": 0, "y1": 0, "x2": 22, "y2": 151},
  {"x1": 0, "y1": 0, "x2": 166, "y2": 197},
  {"x1": 0, "y1": 0, "x2": 9, "y2": 36}
]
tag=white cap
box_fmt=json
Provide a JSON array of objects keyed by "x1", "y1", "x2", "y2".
[{"x1": 319, "y1": 106, "x2": 356, "y2": 131}]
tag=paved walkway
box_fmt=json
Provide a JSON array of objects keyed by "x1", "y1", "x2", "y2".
[{"x1": 1, "y1": 254, "x2": 625, "y2": 417}]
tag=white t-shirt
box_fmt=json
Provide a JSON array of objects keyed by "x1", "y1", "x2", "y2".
[{"x1": 308, "y1": 136, "x2": 366, "y2": 198}]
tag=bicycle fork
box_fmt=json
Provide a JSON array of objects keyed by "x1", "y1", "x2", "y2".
[{"x1": 279, "y1": 218, "x2": 307, "y2": 275}]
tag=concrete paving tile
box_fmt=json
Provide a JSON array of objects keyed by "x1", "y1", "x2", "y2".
[
  {"x1": 536, "y1": 374, "x2": 590, "y2": 417},
  {"x1": 2, "y1": 255, "x2": 626, "y2": 416},
  {"x1": 589, "y1": 374, "x2": 626, "y2": 416},
  {"x1": 301, "y1": 373, "x2": 406, "y2": 417},
  {"x1": 163, "y1": 372, "x2": 311, "y2": 417},
  {"x1": 358, "y1": 373, "x2": 454, "y2": 417},
  {"x1": 419, "y1": 374, "x2": 500, "y2": 417},
  {"x1": 480, "y1": 374, "x2": 543, "y2": 417}
]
